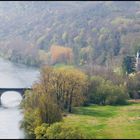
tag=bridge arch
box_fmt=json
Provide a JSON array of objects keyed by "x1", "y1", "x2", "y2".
[
  {"x1": 0, "y1": 88, "x2": 32, "y2": 106},
  {"x1": 1, "y1": 91, "x2": 22, "y2": 107}
]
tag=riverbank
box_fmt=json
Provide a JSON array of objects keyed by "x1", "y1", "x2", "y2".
[{"x1": 62, "y1": 102, "x2": 140, "y2": 139}]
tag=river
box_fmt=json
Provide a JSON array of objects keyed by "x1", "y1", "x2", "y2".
[{"x1": 0, "y1": 58, "x2": 40, "y2": 139}]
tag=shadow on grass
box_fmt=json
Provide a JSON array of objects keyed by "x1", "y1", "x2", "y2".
[
  {"x1": 72, "y1": 101, "x2": 140, "y2": 118},
  {"x1": 73, "y1": 106, "x2": 117, "y2": 118}
]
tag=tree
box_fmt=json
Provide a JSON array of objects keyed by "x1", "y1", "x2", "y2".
[
  {"x1": 122, "y1": 55, "x2": 136, "y2": 74},
  {"x1": 133, "y1": 43, "x2": 140, "y2": 54},
  {"x1": 126, "y1": 72, "x2": 140, "y2": 99},
  {"x1": 21, "y1": 87, "x2": 62, "y2": 138},
  {"x1": 57, "y1": 67, "x2": 88, "y2": 112},
  {"x1": 88, "y1": 76, "x2": 128, "y2": 105},
  {"x1": 21, "y1": 66, "x2": 88, "y2": 138},
  {"x1": 62, "y1": 32, "x2": 69, "y2": 44},
  {"x1": 20, "y1": 108, "x2": 42, "y2": 138},
  {"x1": 39, "y1": 66, "x2": 88, "y2": 113},
  {"x1": 50, "y1": 45, "x2": 73, "y2": 65},
  {"x1": 72, "y1": 45, "x2": 81, "y2": 65},
  {"x1": 88, "y1": 76, "x2": 105, "y2": 104}
]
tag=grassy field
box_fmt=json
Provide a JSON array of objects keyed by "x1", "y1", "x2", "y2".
[{"x1": 63, "y1": 102, "x2": 140, "y2": 139}]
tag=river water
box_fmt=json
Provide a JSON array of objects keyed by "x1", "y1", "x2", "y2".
[{"x1": 0, "y1": 58, "x2": 40, "y2": 139}]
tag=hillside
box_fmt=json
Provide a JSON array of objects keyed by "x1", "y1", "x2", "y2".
[{"x1": 0, "y1": 1, "x2": 140, "y2": 68}]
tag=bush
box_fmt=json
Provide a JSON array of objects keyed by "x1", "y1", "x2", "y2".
[
  {"x1": 21, "y1": 89, "x2": 62, "y2": 138},
  {"x1": 35, "y1": 122, "x2": 87, "y2": 139},
  {"x1": 46, "y1": 122, "x2": 86, "y2": 139},
  {"x1": 35, "y1": 123, "x2": 49, "y2": 139},
  {"x1": 20, "y1": 108, "x2": 42, "y2": 138},
  {"x1": 88, "y1": 76, "x2": 105, "y2": 104},
  {"x1": 89, "y1": 76, "x2": 129, "y2": 105},
  {"x1": 127, "y1": 73, "x2": 140, "y2": 99},
  {"x1": 105, "y1": 84, "x2": 129, "y2": 105}
]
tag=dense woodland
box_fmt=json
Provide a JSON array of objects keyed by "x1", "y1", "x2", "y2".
[{"x1": 0, "y1": 1, "x2": 140, "y2": 69}]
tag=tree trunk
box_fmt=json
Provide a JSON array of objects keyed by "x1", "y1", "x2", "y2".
[
  {"x1": 68, "y1": 93, "x2": 73, "y2": 113},
  {"x1": 64, "y1": 92, "x2": 69, "y2": 109}
]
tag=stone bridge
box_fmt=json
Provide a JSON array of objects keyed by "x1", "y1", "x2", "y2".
[{"x1": 0, "y1": 88, "x2": 32, "y2": 105}]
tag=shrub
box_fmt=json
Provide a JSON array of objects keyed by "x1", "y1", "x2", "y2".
[
  {"x1": 21, "y1": 89, "x2": 62, "y2": 138},
  {"x1": 35, "y1": 123, "x2": 49, "y2": 139},
  {"x1": 89, "y1": 76, "x2": 129, "y2": 105},
  {"x1": 46, "y1": 122, "x2": 87, "y2": 139},
  {"x1": 20, "y1": 108, "x2": 42, "y2": 138},
  {"x1": 35, "y1": 122, "x2": 87, "y2": 139},
  {"x1": 127, "y1": 73, "x2": 140, "y2": 99}
]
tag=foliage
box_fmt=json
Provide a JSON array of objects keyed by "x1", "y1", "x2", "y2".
[
  {"x1": 88, "y1": 76, "x2": 129, "y2": 105},
  {"x1": 39, "y1": 66, "x2": 88, "y2": 112},
  {"x1": 45, "y1": 122, "x2": 86, "y2": 139},
  {"x1": 126, "y1": 72, "x2": 140, "y2": 99},
  {"x1": 122, "y1": 56, "x2": 136, "y2": 74},
  {"x1": 35, "y1": 123, "x2": 49, "y2": 139},
  {"x1": 21, "y1": 66, "x2": 88, "y2": 137},
  {"x1": 50, "y1": 45, "x2": 73, "y2": 65},
  {"x1": 20, "y1": 108, "x2": 42, "y2": 138},
  {"x1": 0, "y1": 2, "x2": 140, "y2": 67},
  {"x1": 21, "y1": 87, "x2": 62, "y2": 137},
  {"x1": 133, "y1": 43, "x2": 140, "y2": 54},
  {"x1": 35, "y1": 122, "x2": 86, "y2": 139}
]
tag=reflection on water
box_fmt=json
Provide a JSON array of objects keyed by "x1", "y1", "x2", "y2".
[
  {"x1": 0, "y1": 58, "x2": 39, "y2": 139},
  {"x1": 1, "y1": 91, "x2": 22, "y2": 108},
  {"x1": 0, "y1": 92, "x2": 24, "y2": 139},
  {"x1": 0, "y1": 108, "x2": 24, "y2": 139}
]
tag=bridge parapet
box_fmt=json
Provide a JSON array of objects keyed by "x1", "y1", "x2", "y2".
[
  {"x1": 0, "y1": 88, "x2": 32, "y2": 95},
  {"x1": 0, "y1": 88, "x2": 32, "y2": 105}
]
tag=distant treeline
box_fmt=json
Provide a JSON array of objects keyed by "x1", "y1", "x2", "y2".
[{"x1": 0, "y1": 2, "x2": 140, "y2": 69}]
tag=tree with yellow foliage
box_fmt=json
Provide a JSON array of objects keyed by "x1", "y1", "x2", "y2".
[
  {"x1": 39, "y1": 66, "x2": 88, "y2": 112},
  {"x1": 21, "y1": 66, "x2": 88, "y2": 137}
]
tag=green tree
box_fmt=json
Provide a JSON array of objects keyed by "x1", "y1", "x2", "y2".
[
  {"x1": 62, "y1": 32, "x2": 68, "y2": 44},
  {"x1": 122, "y1": 55, "x2": 136, "y2": 74},
  {"x1": 21, "y1": 86, "x2": 62, "y2": 138},
  {"x1": 126, "y1": 73, "x2": 140, "y2": 99},
  {"x1": 20, "y1": 108, "x2": 42, "y2": 138},
  {"x1": 89, "y1": 76, "x2": 128, "y2": 105}
]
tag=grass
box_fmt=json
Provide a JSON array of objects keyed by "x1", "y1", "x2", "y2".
[
  {"x1": 62, "y1": 102, "x2": 140, "y2": 139},
  {"x1": 53, "y1": 63, "x2": 74, "y2": 68}
]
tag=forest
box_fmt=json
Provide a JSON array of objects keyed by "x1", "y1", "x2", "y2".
[{"x1": 0, "y1": 1, "x2": 140, "y2": 70}]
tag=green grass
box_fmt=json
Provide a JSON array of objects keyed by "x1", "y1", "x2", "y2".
[
  {"x1": 62, "y1": 103, "x2": 140, "y2": 139},
  {"x1": 53, "y1": 63, "x2": 74, "y2": 68}
]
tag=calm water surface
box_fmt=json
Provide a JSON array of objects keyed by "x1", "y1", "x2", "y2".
[{"x1": 0, "y1": 58, "x2": 39, "y2": 139}]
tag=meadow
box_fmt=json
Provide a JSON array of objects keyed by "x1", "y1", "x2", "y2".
[{"x1": 63, "y1": 101, "x2": 140, "y2": 139}]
